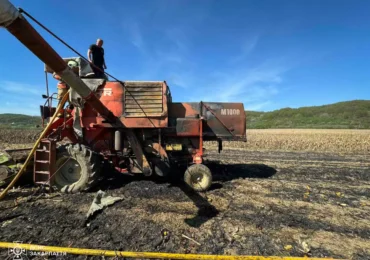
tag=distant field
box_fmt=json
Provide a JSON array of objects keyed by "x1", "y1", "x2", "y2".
[
  {"x1": 205, "y1": 129, "x2": 370, "y2": 154},
  {"x1": 1, "y1": 128, "x2": 369, "y2": 155},
  {"x1": 0, "y1": 128, "x2": 40, "y2": 150}
]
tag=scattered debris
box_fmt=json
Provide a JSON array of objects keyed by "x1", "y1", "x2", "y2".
[
  {"x1": 0, "y1": 213, "x2": 23, "y2": 225},
  {"x1": 86, "y1": 190, "x2": 124, "y2": 220},
  {"x1": 1, "y1": 220, "x2": 12, "y2": 227},
  {"x1": 182, "y1": 234, "x2": 201, "y2": 246},
  {"x1": 162, "y1": 229, "x2": 171, "y2": 243},
  {"x1": 298, "y1": 239, "x2": 311, "y2": 255},
  {"x1": 284, "y1": 245, "x2": 293, "y2": 251}
]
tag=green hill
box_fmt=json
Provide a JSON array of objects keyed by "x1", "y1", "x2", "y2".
[
  {"x1": 0, "y1": 100, "x2": 369, "y2": 129},
  {"x1": 247, "y1": 100, "x2": 370, "y2": 129},
  {"x1": 0, "y1": 114, "x2": 41, "y2": 129}
]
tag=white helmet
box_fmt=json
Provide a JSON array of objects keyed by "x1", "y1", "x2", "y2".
[{"x1": 67, "y1": 60, "x2": 79, "y2": 68}]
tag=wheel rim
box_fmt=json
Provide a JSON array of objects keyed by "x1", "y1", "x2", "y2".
[
  {"x1": 190, "y1": 172, "x2": 206, "y2": 188},
  {"x1": 54, "y1": 156, "x2": 81, "y2": 187},
  {"x1": 191, "y1": 172, "x2": 204, "y2": 185}
]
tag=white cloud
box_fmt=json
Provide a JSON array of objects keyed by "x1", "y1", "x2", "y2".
[
  {"x1": 130, "y1": 22, "x2": 144, "y2": 50},
  {"x1": 245, "y1": 101, "x2": 272, "y2": 111},
  {"x1": 1, "y1": 100, "x2": 40, "y2": 116},
  {"x1": 165, "y1": 28, "x2": 190, "y2": 53},
  {"x1": 0, "y1": 81, "x2": 42, "y2": 96},
  {"x1": 0, "y1": 81, "x2": 44, "y2": 115},
  {"x1": 123, "y1": 21, "x2": 145, "y2": 51},
  {"x1": 168, "y1": 73, "x2": 191, "y2": 89},
  {"x1": 242, "y1": 36, "x2": 259, "y2": 54},
  {"x1": 230, "y1": 35, "x2": 260, "y2": 63},
  {"x1": 203, "y1": 65, "x2": 285, "y2": 101},
  {"x1": 190, "y1": 61, "x2": 290, "y2": 110}
]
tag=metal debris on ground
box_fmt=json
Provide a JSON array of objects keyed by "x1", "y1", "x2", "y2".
[
  {"x1": 86, "y1": 190, "x2": 124, "y2": 220},
  {"x1": 182, "y1": 234, "x2": 201, "y2": 246}
]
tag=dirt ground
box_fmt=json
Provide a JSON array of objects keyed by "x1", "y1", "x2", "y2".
[{"x1": 0, "y1": 146, "x2": 369, "y2": 260}]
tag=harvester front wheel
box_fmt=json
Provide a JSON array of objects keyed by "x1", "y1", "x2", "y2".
[
  {"x1": 53, "y1": 144, "x2": 102, "y2": 193},
  {"x1": 184, "y1": 164, "x2": 212, "y2": 192}
]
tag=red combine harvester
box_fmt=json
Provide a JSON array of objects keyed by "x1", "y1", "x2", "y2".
[{"x1": 0, "y1": 0, "x2": 246, "y2": 193}]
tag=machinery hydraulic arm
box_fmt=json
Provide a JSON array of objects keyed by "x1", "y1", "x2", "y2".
[
  {"x1": 0, "y1": 0, "x2": 152, "y2": 174},
  {"x1": 0, "y1": 0, "x2": 116, "y2": 123}
]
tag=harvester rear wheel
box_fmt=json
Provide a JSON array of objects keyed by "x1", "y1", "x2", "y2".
[
  {"x1": 53, "y1": 144, "x2": 102, "y2": 193},
  {"x1": 184, "y1": 164, "x2": 212, "y2": 192}
]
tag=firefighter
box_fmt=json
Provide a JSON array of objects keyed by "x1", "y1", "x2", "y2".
[{"x1": 87, "y1": 38, "x2": 107, "y2": 79}]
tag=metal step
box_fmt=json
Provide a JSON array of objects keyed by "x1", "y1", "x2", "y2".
[
  {"x1": 35, "y1": 160, "x2": 49, "y2": 164},
  {"x1": 34, "y1": 171, "x2": 50, "y2": 175},
  {"x1": 36, "y1": 149, "x2": 50, "y2": 153},
  {"x1": 33, "y1": 139, "x2": 56, "y2": 187}
]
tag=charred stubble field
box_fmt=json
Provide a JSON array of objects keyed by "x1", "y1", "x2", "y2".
[{"x1": 0, "y1": 129, "x2": 369, "y2": 260}]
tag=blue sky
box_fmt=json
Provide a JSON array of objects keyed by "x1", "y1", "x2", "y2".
[{"x1": 0, "y1": 0, "x2": 370, "y2": 115}]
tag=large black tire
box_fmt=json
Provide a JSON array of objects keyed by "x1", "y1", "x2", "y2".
[
  {"x1": 184, "y1": 164, "x2": 212, "y2": 192},
  {"x1": 52, "y1": 144, "x2": 102, "y2": 193}
]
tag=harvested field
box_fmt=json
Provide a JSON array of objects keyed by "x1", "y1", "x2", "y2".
[
  {"x1": 0, "y1": 128, "x2": 40, "y2": 150},
  {"x1": 1, "y1": 128, "x2": 369, "y2": 154},
  {"x1": 206, "y1": 129, "x2": 370, "y2": 154},
  {"x1": 0, "y1": 129, "x2": 369, "y2": 260}
]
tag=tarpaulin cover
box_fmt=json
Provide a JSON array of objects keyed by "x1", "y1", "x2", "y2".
[
  {"x1": 44, "y1": 57, "x2": 95, "y2": 77},
  {"x1": 69, "y1": 78, "x2": 105, "y2": 108}
]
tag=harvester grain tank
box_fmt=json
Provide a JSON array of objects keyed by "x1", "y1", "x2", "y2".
[{"x1": 0, "y1": 0, "x2": 246, "y2": 192}]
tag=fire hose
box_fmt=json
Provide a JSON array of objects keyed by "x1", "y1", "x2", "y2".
[
  {"x1": 0, "y1": 242, "x2": 340, "y2": 260},
  {"x1": 0, "y1": 91, "x2": 70, "y2": 200}
]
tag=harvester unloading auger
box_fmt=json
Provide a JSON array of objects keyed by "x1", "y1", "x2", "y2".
[{"x1": 0, "y1": 0, "x2": 246, "y2": 193}]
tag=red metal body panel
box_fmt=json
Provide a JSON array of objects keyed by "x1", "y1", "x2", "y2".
[
  {"x1": 168, "y1": 102, "x2": 246, "y2": 141},
  {"x1": 168, "y1": 103, "x2": 200, "y2": 118},
  {"x1": 202, "y1": 102, "x2": 246, "y2": 140},
  {"x1": 99, "y1": 82, "x2": 124, "y2": 116},
  {"x1": 79, "y1": 82, "x2": 168, "y2": 128}
]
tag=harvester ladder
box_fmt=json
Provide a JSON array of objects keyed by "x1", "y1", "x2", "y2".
[{"x1": 33, "y1": 139, "x2": 56, "y2": 186}]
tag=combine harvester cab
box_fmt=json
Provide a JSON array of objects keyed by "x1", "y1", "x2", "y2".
[{"x1": 0, "y1": 0, "x2": 247, "y2": 193}]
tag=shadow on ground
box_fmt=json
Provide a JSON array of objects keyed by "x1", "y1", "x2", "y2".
[
  {"x1": 91, "y1": 162, "x2": 277, "y2": 228},
  {"x1": 207, "y1": 162, "x2": 277, "y2": 181}
]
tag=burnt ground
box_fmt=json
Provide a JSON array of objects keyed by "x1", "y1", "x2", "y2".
[{"x1": 0, "y1": 149, "x2": 369, "y2": 260}]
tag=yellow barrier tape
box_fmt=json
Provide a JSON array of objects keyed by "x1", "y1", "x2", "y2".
[{"x1": 0, "y1": 242, "x2": 343, "y2": 260}]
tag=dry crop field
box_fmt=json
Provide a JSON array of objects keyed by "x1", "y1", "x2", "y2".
[
  {"x1": 0, "y1": 129, "x2": 369, "y2": 260},
  {"x1": 206, "y1": 129, "x2": 370, "y2": 154}
]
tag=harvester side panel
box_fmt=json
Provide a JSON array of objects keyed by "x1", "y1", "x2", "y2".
[
  {"x1": 202, "y1": 102, "x2": 246, "y2": 141},
  {"x1": 123, "y1": 81, "x2": 167, "y2": 118},
  {"x1": 168, "y1": 102, "x2": 246, "y2": 141},
  {"x1": 78, "y1": 81, "x2": 169, "y2": 128}
]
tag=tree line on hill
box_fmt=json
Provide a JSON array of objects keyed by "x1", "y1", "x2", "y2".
[{"x1": 246, "y1": 100, "x2": 370, "y2": 129}]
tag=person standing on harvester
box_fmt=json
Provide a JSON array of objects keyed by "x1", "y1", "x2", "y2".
[{"x1": 87, "y1": 38, "x2": 107, "y2": 78}]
